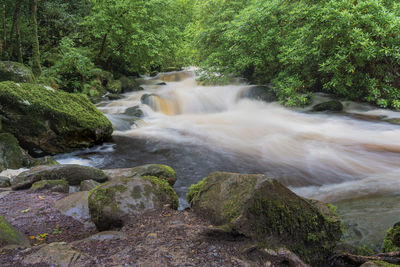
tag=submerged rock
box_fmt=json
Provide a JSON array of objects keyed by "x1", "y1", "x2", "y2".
[
  {"x1": 104, "y1": 164, "x2": 177, "y2": 186},
  {"x1": 187, "y1": 172, "x2": 343, "y2": 265},
  {"x1": 382, "y1": 222, "x2": 400, "y2": 252},
  {"x1": 312, "y1": 100, "x2": 343, "y2": 112},
  {"x1": 0, "y1": 176, "x2": 10, "y2": 187},
  {"x1": 11, "y1": 164, "x2": 108, "y2": 190},
  {"x1": 0, "y1": 61, "x2": 35, "y2": 83},
  {"x1": 29, "y1": 179, "x2": 69, "y2": 193},
  {"x1": 0, "y1": 81, "x2": 113, "y2": 155},
  {"x1": 88, "y1": 176, "x2": 178, "y2": 230},
  {"x1": 0, "y1": 215, "x2": 30, "y2": 247},
  {"x1": 123, "y1": 106, "x2": 144, "y2": 118}
]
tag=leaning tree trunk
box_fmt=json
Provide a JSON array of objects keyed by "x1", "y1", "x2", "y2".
[
  {"x1": 31, "y1": 0, "x2": 41, "y2": 77},
  {"x1": 2, "y1": 4, "x2": 6, "y2": 53}
]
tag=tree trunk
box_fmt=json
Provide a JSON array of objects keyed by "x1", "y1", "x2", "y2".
[
  {"x1": 16, "y1": 13, "x2": 22, "y2": 63},
  {"x1": 97, "y1": 33, "x2": 108, "y2": 58},
  {"x1": 9, "y1": 0, "x2": 23, "y2": 44},
  {"x1": 31, "y1": 0, "x2": 41, "y2": 77},
  {"x1": 11, "y1": 0, "x2": 23, "y2": 62},
  {"x1": 2, "y1": 4, "x2": 6, "y2": 52}
]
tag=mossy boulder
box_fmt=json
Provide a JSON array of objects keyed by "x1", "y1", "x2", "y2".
[
  {"x1": 104, "y1": 164, "x2": 177, "y2": 186},
  {"x1": 106, "y1": 80, "x2": 122, "y2": 94},
  {"x1": 11, "y1": 164, "x2": 108, "y2": 190},
  {"x1": 123, "y1": 106, "x2": 143, "y2": 118},
  {"x1": 80, "y1": 179, "x2": 101, "y2": 191},
  {"x1": 382, "y1": 222, "x2": 400, "y2": 253},
  {"x1": 0, "y1": 61, "x2": 35, "y2": 83},
  {"x1": 0, "y1": 215, "x2": 30, "y2": 247},
  {"x1": 0, "y1": 81, "x2": 113, "y2": 155},
  {"x1": 0, "y1": 176, "x2": 10, "y2": 187},
  {"x1": 88, "y1": 176, "x2": 178, "y2": 230},
  {"x1": 0, "y1": 133, "x2": 25, "y2": 171},
  {"x1": 312, "y1": 100, "x2": 343, "y2": 112},
  {"x1": 31, "y1": 156, "x2": 59, "y2": 167},
  {"x1": 119, "y1": 76, "x2": 143, "y2": 92},
  {"x1": 29, "y1": 179, "x2": 69, "y2": 193},
  {"x1": 242, "y1": 85, "x2": 277, "y2": 102},
  {"x1": 107, "y1": 93, "x2": 122, "y2": 100},
  {"x1": 188, "y1": 172, "x2": 343, "y2": 265}
]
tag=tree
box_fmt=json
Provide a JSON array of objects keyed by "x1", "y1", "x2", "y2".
[{"x1": 31, "y1": 0, "x2": 41, "y2": 77}]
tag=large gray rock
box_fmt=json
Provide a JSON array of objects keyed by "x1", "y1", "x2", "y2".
[
  {"x1": 187, "y1": 172, "x2": 343, "y2": 265},
  {"x1": 21, "y1": 242, "x2": 93, "y2": 267},
  {"x1": 0, "y1": 176, "x2": 10, "y2": 187},
  {"x1": 0, "y1": 61, "x2": 35, "y2": 83},
  {"x1": 88, "y1": 176, "x2": 178, "y2": 230},
  {"x1": 312, "y1": 100, "x2": 343, "y2": 112},
  {"x1": 80, "y1": 179, "x2": 100, "y2": 191},
  {"x1": 11, "y1": 164, "x2": 108, "y2": 190},
  {"x1": 29, "y1": 179, "x2": 69, "y2": 193},
  {"x1": 0, "y1": 215, "x2": 30, "y2": 247},
  {"x1": 55, "y1": 191, "x2": 95, "y2": 229},
  {"x1": 0, "y1": 81, "x2": 113, "y2": 155},
  {"x1": 104, "y1": 164, "x2": 177, "y2": 186}
]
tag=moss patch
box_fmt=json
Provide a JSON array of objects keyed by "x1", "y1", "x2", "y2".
[
  {"x1": 0, "y1": 215, "x2": 29, "y2": 247},
  {"x1": 0, "y1": 61, "x2": 35, "y2": 83},
  {"x1": 0, "y1": 133, "x2": 24, "y2": 171},
  {"x1": 382, "y1": 223, "x2": 400, "y2": 253},
  {"x1": 30, "y1": 179, "x2": 68, "y2": 192},
  {"x1": 141, "y1": 176, "x2": 179, "y2": 209}
]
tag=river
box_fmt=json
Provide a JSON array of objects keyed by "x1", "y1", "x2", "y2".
[{"x1": 56, "y1": 69, "x2": 400, "y2": 250}]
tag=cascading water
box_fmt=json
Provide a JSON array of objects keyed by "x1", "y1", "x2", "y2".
[{"x1": 58, "y1": 69, "x2": 400, "y2": 249}]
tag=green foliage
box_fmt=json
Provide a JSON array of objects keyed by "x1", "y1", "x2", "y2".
[{"x1": 189, "y1": 0, "x2": 400, "y2": 109}]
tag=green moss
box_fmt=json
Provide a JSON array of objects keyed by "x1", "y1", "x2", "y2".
[
  {"x1": 355, "y1": 245, "x2": 375, "y2": 256},
  {"x1": 141, "y1": 176, "x2": 179, "y2": 209},
  {"x1": 369, "y1": 260, "x2": 399, "y2": 267},
  {"x1": 0, "y1": 81, "x2": 112, "y2": 137},
  {"x1": 382, "y1": 225, "x2": 400, "y2": 253},
  {"x1": 187, "y1": 177, "x2": 207, "y2": 203},
  {"x1": 30, "y1": 179, "x2": 68, "y2": 191},
  {"x1": 0, "y1": 133, "x2": 23, "y2": 171},
  {"x1": 0, "y1": 61, "x2": 35, "y2": 83},
  {"x1": 107, "y1": 80, "x2": 122, "y2": 94},
  {"x1": 0, "y1": 215, "x2": 28, "y2": 246}
]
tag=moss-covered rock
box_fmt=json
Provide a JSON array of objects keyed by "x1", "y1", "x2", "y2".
[
  {"x1": 0, "y1": 61, "x2": 35, "y2": 83},
  {"x1": 30, "y1": 179, "x2": 69, "y2": 193},
  {"x1": 123, "y1": 106, "x2": 143, "y2": 118},
  {"x1": 31, "y1": 156, "x2": 59, "y2": 167},
  {"x1": 88, "y1": 175, "x2": 178, "y2": 230},
  {"x1": 188, "y1": 172, "x2": 343, "y2": 265},
  {"x1": 104, "y1": 164, "x2": 177, "y2": 186},
  {"x1": 312, "y1": 100, "x2": 343, "y2": 112},
  {"x1": 11, "y1": 164, "x2": 108, "y2": 190},
  {"x1": 382, "y1": 222, "x2": 400, "y2": 253},
  {"x1": 0, "y1": 215, "x2": 30, "y2": 247},
  {"x1": 361, "y1": 261, "x2": 399, "y2": 267},
  {"x1": 0, "y1": 133, "x2": 25, "y2": 171},
  {"x1": 119, "y1": 76, "x2": 142, "y2": 92},
  {"x1": 0, "y1": 176, "x2": 10, "y2": 187},
  {"x1": 106, "y1": 80, "x2": 122, "y2": 94},
  {"x1": 107, "y1": 93, "x2": 122, "y2": 100},
  {"x1": 80, "y1": 179, "x2": 101, "y2": 191},
  {"x1": 0, "y1": 81, "x2": 113, "y2": 155}
]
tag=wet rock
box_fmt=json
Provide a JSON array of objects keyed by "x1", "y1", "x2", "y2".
[
  {"x1": 55, "y1": 191, "x2": 95, "y2": 229},
  {"x1": 88, "y1": 176, "x2": 178, "y2": 230},
  {"x1": 0, "y1": 215, "x2": 30, "y2": 248},
  {"x1": 0, "y1": 81, "x2": 113, "y2": 155},
  {"x1": 104, "y1": 164, "x2": 177, "y2": 186},
  {"x1": 0, "y1": 61, "x2": 35, "y2": 83},
  {"x1": 29, "y1": 179, "x2": 69, "y2": 193},
  {"x1": 106, "y1": 80, "x2": 122, "y2": 94},
  {"x1": 21, "y1": 242, "x2": 93, "y2": 267},
  {"x1": 0, "y1": 133, "x2": 26, "y2": 171},
  {"x1": 107, "y1": 93, "x2": 122, "y2": 100},
  {"x1": 242, "y1": 85, "x2": 277, "y2": 102},
  {"x1": 31, "y1": 155, "x2": 59, "y2": 167},
  {"x1": 80, "y1": 179, "x2": 101, "y2": 191},
  {"x1": 382, "y1": 222, "x2": 400, "y2": 252},
  {"x1": 140, "y1": 93, "x2": 156, "y2": 105},
  {"x1": 0, "y1": 176, "x2": 10, "y2": 187},
  {"x1": 123, "y1": 106, "x2": 144, "y2": 118},
  {"x1": 156, "y1": 82, "x2": 167, "y2": 86},
  {"x1": 119, "y1": 76, "x2": 142, "y2": 92},
  {"x1": 312, "y1": 100, "x2": 343, "y2": 112},
  {"x1": 11, "y1": 164, "x2": 108, "y2": 190},
  {"x1": 187, "y1": 172, "x2": 343, "y2": 265}
]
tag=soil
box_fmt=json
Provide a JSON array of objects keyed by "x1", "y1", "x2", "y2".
[{"x1": 0, "y1": 189, "x2": 294, "y2": 267}]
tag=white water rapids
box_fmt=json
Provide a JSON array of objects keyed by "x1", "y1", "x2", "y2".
[{"x1": 98, "y1": 70, "x2": 400, "y2": 204}]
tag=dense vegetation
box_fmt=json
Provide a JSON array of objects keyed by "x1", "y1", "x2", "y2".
[{"x1": 1, "y1": 0, "x2": 400, "y2": 108}]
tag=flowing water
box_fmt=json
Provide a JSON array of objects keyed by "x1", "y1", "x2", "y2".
[{"x1": 56, "y1": 70, "x2": 400, "y2": 250}]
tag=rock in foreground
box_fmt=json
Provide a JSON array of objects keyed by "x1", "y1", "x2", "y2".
[
  {"x1": 0, "y1": 215, "x2": 30, "y2": 248},
  {"x1": 0, "y1": 81, "x2": 113, "y2": 155},
  {"x1": 89, "y1": 176, "x2": 178, "y2": 230},
  {"x1": 188, "y1": 172, "x2": 343, "y2": 265},
  {"x1": 11, "y1": 164, "x2": 108, "y2": 190}
]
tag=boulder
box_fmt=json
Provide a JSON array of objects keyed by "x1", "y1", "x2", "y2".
[
  {"x1": 0, "y1": 81, "x2": 113, "y2": 155},
  {"x1": 107, "y1": 93, "x2": 122, "y2": 100},
  {"x1": 21, "y1": 242, "x2": 93, "y2": 267},
  {"x1": 0, "y1": 61, "x2": 35, "y2": 83},
  {"x1": 123, "y1": 106, "x2": 144, "y2": 118},
  {"x1": 89, "y1": 176, "x2": 178, "y2": 230},
  {"x1": 312, "y1": 100, "x2": 343, "y2": 112},
  {"x1": 0, "y1": 215, "x2": 30, "y2": 247},
  {"x1": 29, "y1": 179, "x2": 69, "y2": 193},
  {"x1": 80, "y1": 179, "x2": 101, "y2": 191},
  {"x1": 242, "y1": 85, "x2": 277, "y2": 102},
  {"x1": 106, "y1": 80, "x2": 122, "y2": 94},
  {"x1": 382, "y1": 222, "x2": 400, "y2": 252},
  {"x1": 156, "y1": 82, "x2": 167, "y2": 86},
  {"x1": 104, "y1": 164, "x2": 177, "y2": 186},
  {"x1": 31, "y1": 155, "x2": 59, "y2": 167},
  {"x1": 140, "y1": 93, "x2": 156, "y2": 105},
  {"x1": 0, "y1": 133, "x2": 25, "y2": 171},
  {"x1": 55, "y1": 191, "x2": 95, "y2": 228},
  {"x1": 11, "y1": 164, "x2": 108, "y2": 190},
  {"x1": 187, "y1": 172, "x2": 343, "y2": 265},
  {"x1": 0, "y1": 176, "x2": 10, "y2": 187},
  {"x1": 119, "y1": 76, "x2": 143, "y2": 92}
]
